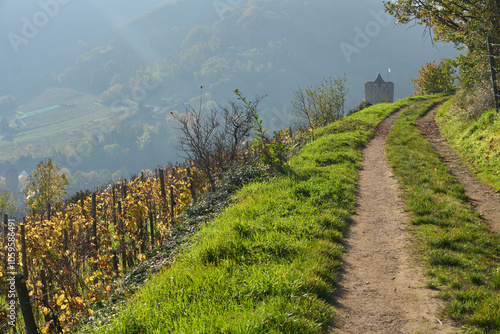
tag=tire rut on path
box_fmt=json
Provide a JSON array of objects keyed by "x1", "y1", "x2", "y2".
[
  {"x1": 330, "y1": 107, "x2": 459, "y2": 334},
  {"x1": 417, "y1": 106, "x2": 500, "y2": 234}
]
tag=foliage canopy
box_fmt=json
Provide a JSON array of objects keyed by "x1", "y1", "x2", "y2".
[
  {"x1": 24, "y1": 159, "x2": 69, "y2": 216},
  {"x1": 385, "y1": 0, "x2": 499, "y2": 113},
  {"x1": 0, "y1": 189, "x2": 18, "y2": 216},
  {"x1": 384, "y1": 0, "x2": 499, "y2": 49},
  {"x1": 291, "y1": 76, "x2": 347, "y2": 131},
  {"x1": 412, "y1": 59, "x2": 456, "y2": 95}
]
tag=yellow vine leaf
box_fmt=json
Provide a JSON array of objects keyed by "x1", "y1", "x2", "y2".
[
  {"x1": 41, "y1": 324, "x2": 50, "y2": 334},
  {"x1": 56, "y1": 293, "x2": 66, "y2": 306}
]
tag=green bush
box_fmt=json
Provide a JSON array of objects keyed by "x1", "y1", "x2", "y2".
[{"x1": 411, "y1": 59, "x2": 457, "y2": 96}]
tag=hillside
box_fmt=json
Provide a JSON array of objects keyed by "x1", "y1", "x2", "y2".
[
  {"x1": 73, "y1": 96, "x2": 447, "y2": 333},
  {"x1": 0, "y1": 1, "x2": 456, "y2": 189},
  {"x1": 81, "y1": 98, "x2": 499, "y2": 334},
  {"x1": 1, "y1": 0, "x2": 499, "y2": 332},
  {"x1": 2, "y1": 96, "x2": 500, "y2": 333},
  {"x1": 53, "y1": 0, "x2": 456, "y2": 111}
]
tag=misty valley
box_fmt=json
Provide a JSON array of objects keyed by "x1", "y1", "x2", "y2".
[{"x1": 0, "y1": 0, "x2": 455, "y2": 197}]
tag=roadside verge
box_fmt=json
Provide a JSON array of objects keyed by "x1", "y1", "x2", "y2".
[{"x1": 387, "y1": 98, "x2": 500, "y2": 332}]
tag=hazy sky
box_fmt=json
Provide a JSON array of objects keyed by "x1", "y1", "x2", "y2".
[
  {"x1": 0, "y1": 0, "x2": 458, "y2": 103},
  {"x1": 0, "y1": 0, "x2": 460, "y2": 179}
]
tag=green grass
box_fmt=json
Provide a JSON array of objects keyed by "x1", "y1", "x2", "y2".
[
  {"x1": 80, "y1": 96, "x2": 432, "y2": 333},
  {"x1": 436, "y1": 99, "x2": 500, "y2": 191},
  {"x1": 386, "y1": 98, "x2": 500, "y2": 333}
]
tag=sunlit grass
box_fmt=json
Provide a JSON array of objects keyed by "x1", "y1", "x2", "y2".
[
  {"x1": 436, "y1": 99, "x2": 500, "y2": 191},
  {"x1": 80, "y1": 95, "x2": 431, "y2": 333},
  {"x1": 386, "y1": 98, "x2": 500, "y2": 332}
]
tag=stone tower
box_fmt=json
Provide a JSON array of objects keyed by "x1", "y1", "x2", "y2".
[{"x1": 364, "y1": 73, "x2": 394, "y2": 104}]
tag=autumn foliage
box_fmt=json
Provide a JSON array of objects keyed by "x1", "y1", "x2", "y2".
[
  {"x1": 0, "y1": 165, "x2": 204, "y2": 333},
  {"x1": 411, "y1": 59, "x2": 456, "y2": 96}
]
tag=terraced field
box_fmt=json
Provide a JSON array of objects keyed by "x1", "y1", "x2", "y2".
[{"x1": 0, "y1": 87, "x2": 121, "y2": 161}]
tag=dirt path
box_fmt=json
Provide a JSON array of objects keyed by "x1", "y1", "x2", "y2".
[
  {"x1": 417, "y1": 106, "x2": 500, "y2": 234},
  {"x1": 330, "y1": 107, "x2": 459, "y2": 334}
]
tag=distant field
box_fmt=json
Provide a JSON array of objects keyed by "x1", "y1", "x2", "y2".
[{"x1": 0, "y1": 87, "x2": 121, "y2": 161}]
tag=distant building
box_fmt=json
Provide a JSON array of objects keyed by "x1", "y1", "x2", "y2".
[{"x1": 364, "y1": 73, "x2": 394, "y2": 104}]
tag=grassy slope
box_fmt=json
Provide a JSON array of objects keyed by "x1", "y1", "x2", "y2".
[
  {"x1": 83, "y1": 96, "x2": 430, "y2": 333},
  {"x1": 386, "y1": 99, "x2": 500, "y2": 332},
  {"x1": 435, "y1": 100, "x2": 500, "y2": 191}
]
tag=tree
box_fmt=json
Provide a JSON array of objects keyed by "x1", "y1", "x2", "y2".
[
  {"x1": 292, "y1": 75, "x2": 347, "y2": 130},
  {"x1": 218, "y1": 95, "x2": 258, "y2": 164},
  {"x1": 234, "y1": 89, "x2": 288, "y2": 171},
  {"x1": 0, "y1": 189, "x2": 19, "y2": 217},
  {"x1": 100, "y1": 84, "x2": 124, "y2": 106},
  {"x1": 412, "y1": 59, "x2": 456, "y2": 95},
  {"x1": 384, "y1": 0, "x2": 499, "y2": 49},
  {"x1": 385, "y1": 0, "x2": 499, "y2": 110},
  {"x1": 173, "y1": 89, "x2": 262, "y2": 190},
  {"x1": 24, "y1": 159, "x2": 69, "y2": 216}
]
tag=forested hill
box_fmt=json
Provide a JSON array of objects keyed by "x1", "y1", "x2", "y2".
[
  {"x1": 2, "y1": 0, "x2": 455, "y2": 115},
  {"x1": 58, "y1": 0, "x2": 455, "y2": 113},
  {"x1": 0, "y1": 0, "x2": 456, "y2": 192}
]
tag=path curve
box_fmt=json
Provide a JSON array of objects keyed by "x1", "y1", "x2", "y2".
[
  {"x1": 330, "y1": 106, "x2": 459, "y2": 334},
  {"x1": 417, "y1": 106, "x2": 500, "y2": 234}
]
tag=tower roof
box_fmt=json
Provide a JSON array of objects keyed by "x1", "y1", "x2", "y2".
[{"x1": 373, "y1": 73, "x2": 385, "y2": 84}]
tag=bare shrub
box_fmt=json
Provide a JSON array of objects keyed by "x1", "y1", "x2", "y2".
[
  {"x1": 173, "y1": 92, "x2": 264, "y2": 190},
  {"x1": 291, "y1": 75, "x2": 347, "y2": 130}
]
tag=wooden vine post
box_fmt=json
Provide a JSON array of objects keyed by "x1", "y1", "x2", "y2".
[
  {"x1": 80, "y1": 196, "x2": 85, "y2": 217},
  {"x1": 159, "y1": 169, "x2": 167, "y2": 203},
  {"x1": 112, "y1": 185, "x2": 117, "y2": 221},
  {"x1": 3, "y1": 215, "x2": 8, "y2": 285},
  {"x1": 149, "y1": 210, "x2": 155, "y2": 250},
  {"x1": 187, "y1": 167, "x2": 197, "y2": 203},
  {"x1": 112, "y1": 250, "x2": 119, "y2": 277},
  {"x1": 63, "y1": 229, "x2": 69, "y2": 252},
  {"x1": 488, "y1": 36, "x2": 499, "y2": 110},
  {"x1": 15, "y1": 275, "x2": 38, "y2": 334},
  {"x1": 170, "y1": 186, "x2": 175, "y2": 222},
  {"x1": 122, "y1": 180, "x2": 127, "y2": 199},
  {"x1": 21, "y1": 219, "x2": 28, "y2": 279},
  {"x1": 92, "y1": 192, "x2": 98, "y2": 254},
  {"x1": 40, "y1": 269, "x2": 51, "y2": 323},
  {"x1": 139, "y1": 218, "x2": 146, "y2": 253},
  {"x1": 118, "y1": 201, "x2": 126, "y2": 274}
]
